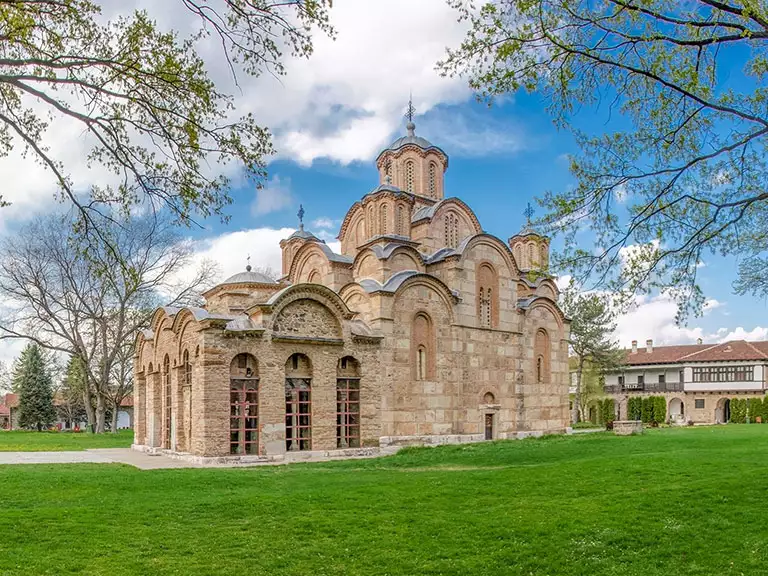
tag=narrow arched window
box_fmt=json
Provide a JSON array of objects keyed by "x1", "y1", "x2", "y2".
[
  {"x1": 230, "y1": 353, "x2": 259, "y2": 455},
  {"x1": 183, "y1": 350, "x2": 191, "y2": 388},
  {"x1": 534, "y1": 329, "x2": 551, "y2": 383},
  {"x1": 405, "y1": 160, "x2": 415, "y2": 192},
  {"x1": 428, "y1": 162, "x2": 437, "y2": 197},
  {"x1": 368, "y1": 206, "x2": 376, "y2": 236},
  {"x1": 412, "y1": 312, "x2": 434, "y2": 381},
  {"x1": 528, "y1": 243, "x2": 536, "y2": 267},
  {"x1": 337, "y1": 357, "x2": 361, "y2": 448},
  {"x1": 380, "y1": 204, "x2": 388, "y2": 235},
  {"x1": 396, "y1": 205, "x2": 405, "y2": 236},
  {"x1": 477, "y1": 263, "x2": 498, "y2": 328}
]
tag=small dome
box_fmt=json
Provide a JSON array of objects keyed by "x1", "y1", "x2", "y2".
[
  {"x1": 221, "y1": 269, "x2": 277, "y2": 285},
  {"x1": 288, "y1": 227, "x2": 321, "y2": 242},
  {"x1": 379, "y1": 121, "x2": 446, "y2": 158}
]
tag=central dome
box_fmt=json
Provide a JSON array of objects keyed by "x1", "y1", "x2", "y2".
[
  {"x1": 221, "y1": 267, "x2": 277, "y2": 285},
  {"x1": 380, "y1": 121, "x2": 445, "y2": 157}
]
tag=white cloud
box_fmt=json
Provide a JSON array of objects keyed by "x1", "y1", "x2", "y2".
[
  {"x1": 312, "y1": 218, "x2": 338, "y2": 230},
  {"x1": 717, "y1": 326, "x2": 768, "y2": 342},
  {"x1": 251, "y1": 176, "x2": 294, "y2": 216}
]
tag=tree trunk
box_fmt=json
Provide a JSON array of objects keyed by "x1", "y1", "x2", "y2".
[
  {"x1": 95, "y1": 393, "x2": 106, "y2": 434},
  {"x1": 110, "y1": 402, "x2": 119, "y2": 433},
  {"x1": 575, "y1": 357, "x2": 585, "y2": 423},
  {"x1": 82, "y1": 377, "x2": 96, "y2": 433}
]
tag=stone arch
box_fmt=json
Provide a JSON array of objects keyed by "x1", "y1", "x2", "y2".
[
  {"x1": 339, "y1": 283, "x2": 374, "y2": 323},
  {"x1": 354, "y1": 251, "x2": 379, "y2": 279},
  {"x1": 272, "y1": 298, "x2": 342, "y2": 340},
  {"x1": 289, "y1": 242, "x2": 332, "y2": 284},
  {"x1": 396, "y1": 204, "x2": 407, "y2": 236},
  {"x1": 338, "y1": 202, "x2": 364, "y2": 249},
  {"x1": 307, "y1": 269, "x2": 321, "y2": 284},
  {"x1": 427, "y1": 199, "x2": 483, "y2": 250},
  {"x1": 459, "y1": 234, "x2": 519, "y2": 277},
  {"x1": 669, "y1": 397, "x2": 685, "y2": 423},
  {"x1": 526, "y1": 297, "x2": 567, "y2": 329},
  {"x1": 229, "y1": 353, "x2": 259, "y2": 455},
  {"x1": 392, "y1": 274, "x2": 457, "y2": 324}
]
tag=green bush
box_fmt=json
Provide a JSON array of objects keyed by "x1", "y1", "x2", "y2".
[
  {"x1": 628, "y1": 397, "x2": 642, "y2": 420},
  {"x1": 602, "y1": 398, "x2": 615, "y2": 423},
  {"x1": 653, "y1": 396, "x2": 667, "y2": 424},
  {"x1": 748, "y1": 398, "x2": 763, "y2": 423},
  {"x1": 641, "y1": 397, "x2": 654, "y2": 423},
  {"x1": 730, "y1": 398, "x2": 747, "y2": 424}
]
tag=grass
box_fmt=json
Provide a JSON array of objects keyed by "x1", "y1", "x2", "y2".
[
  {"x1": 1, "y1": 426, "x2": 768, "y2": 575},
  {"x1": 0, "y1": 429, "x2": 133, "y2": 451}
]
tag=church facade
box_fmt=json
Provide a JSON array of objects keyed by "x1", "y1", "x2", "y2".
[{"x1": 133, "y1": 119, "x2": 570, "y2": 461}]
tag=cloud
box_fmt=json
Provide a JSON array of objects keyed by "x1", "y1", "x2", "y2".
[
  {"x1": 251, "y1": 176, "x2": 295, "y2": 216},
  {"x1": 312, "y1": 218, "x2": 338, "y2": 230},
  {"x1": 716, "y1": 326, "x2": 768, "y2": 342}
]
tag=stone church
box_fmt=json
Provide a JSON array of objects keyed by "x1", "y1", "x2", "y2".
[{"x1": 133, "y1": 117, "x2": 570, "y2": 461}]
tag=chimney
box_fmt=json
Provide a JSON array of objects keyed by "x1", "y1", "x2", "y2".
[
  {"x1": 631, "y1": 340, "x2": 638, "y2": 354},
  {"x1": 697, "y1": 338, "x2": 703, "y2": 345},
  {"x1": 646, "y1": 339, "x2": 653, "y2": 353}
]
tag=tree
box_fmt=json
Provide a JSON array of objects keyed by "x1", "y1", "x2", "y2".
[
  {"x1": 14, "y1": 343, "x2": 56, "y2": 431},
  {"x1": 441, "y1": 0, "x2": 768, "y2": 319},
  {"x1": 57, "y1": 356, "x2": 88, "y2": 430},
  {"x1": 0, "y1": 212, "x2": 217, "y2": 432},
  {"x1": 561, "y1": 287, "x2": 623, "y2": 421},
  {"x1": 0, "y1": 1, "x2": 333, "y2": 242}
]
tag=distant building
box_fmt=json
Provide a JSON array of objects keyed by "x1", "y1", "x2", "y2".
[
  {"x1": 603, "y1": 339, "x2": 768, "y2": 424},
  {"x1": 0, "y1": 393, "x2": 133, "y2": 431}
]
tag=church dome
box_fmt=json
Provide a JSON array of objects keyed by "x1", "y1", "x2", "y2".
[
  {"x1": 380, "y1": 122, "x2": 446, "y2": 157},
  {"x1": 221, "y1": 267, "x2": 277, "y2": 285}
]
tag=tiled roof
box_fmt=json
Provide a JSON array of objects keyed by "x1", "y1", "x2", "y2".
[{"x1": 624, "y1": 340, "x2": 768, "y2": 365}]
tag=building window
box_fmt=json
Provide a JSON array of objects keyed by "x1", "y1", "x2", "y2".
[
  {"x1": 380, "y1": 204, "x2": 388, "y2": 235},
  {"x1": 183, "y1": 350, "x2": 192, "y2": 388},
  {"x1": 405, "y1": 160, "x2": 414, "y2": 192},
  {"x1": 477, "y1": 263, "x2": 497, "y2": 329},
  {"x1": 618, "y1": 375, "x2": 625, "y2": 386},
  {"x1": 695, "y1": 399, "x2": 705, "y2": 409},
  {"x1": 162, "y1": 355, "x2": 171, "y2": 449},
  {"x1": 637, "y1": 375, "x2": 645, "y2": 385},
  {"x1": 412, "y1": 312, "x2": 434, "y2": 381},
  {"x1": 368, "y1": 206, "x2": 376, "y2": 236},
  {"x1": 230, "y1": 354, "x2": 259, "y2": 455},
  {"x1": 534, "y1": 329, "x2": 551, "y2": 383},
  {"x1": 337, "y1": 357, "x2": 361, "y2": 449},
  {"x1": 444, "y1": 213, "x2": 459, "y2": 248},
  {"x1": 528, "y1": 243, "x2": 535, "y2": 266},
  {"x1": 428, "y1": 163, "x2": 436, "y2": 197},
  {"x1": 285, "y1": 353, "x2": 312, "y2": 451},
  {"x1": 396, "y1": 205, "x2": 405, "y2": 236},
  {"x1": 658, "y1": 374, "x2": 665, "y2": 384},
  {"x1": 692, "y1": 366, "x2": 754, "y2": 382},
  {"x1": 484, "y1": 413, "x2": 494, "y2": 441}
]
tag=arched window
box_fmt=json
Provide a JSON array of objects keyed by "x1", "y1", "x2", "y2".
[
  {"x1": 405, "y1": 160, "x2": 415, "y2": 192},
  {"x1": 483, "y1": 391, "x2": 495, "y2": 404},
  {"x1": 230, "y1": 353, "x2": 259, "y2": 455},
  {"x1": 285, "y1": 353, "x2": 312, "y2": 451},
  {"x1": 396, "y1": 205, "x2": 406, "y2": 236},
  {"x1": 162, "y1": 354, "x2": 171, "y2": 449},
  {"x1": 477, "y1": 263, "x2": 498, "y2": 328},
  {"x1": 182, "y1": 349, "x2": 192, "y2": 451},
  {"x1": 380, "y1": 204, "x2": 389, "y2": 235},
  {"x1": 412, "y1": 313, "x2": 434, "y2": 380},
  {"x1": 428, "y1": 162, "x2": 437, "y2": 197},
  {"x1": 183, "y1": 350, "x2": 191, "y2": 388},
  {"x1": 356, "y1": 219, "x2": 365, "y2": 246},
  {"x1": 528, "y1": 243, "x2": 536, "y2": 267},
  {"x1": 368, "y1": 206, "x2": 376, "y2": 237},
  {"x1": 444, "y1": 213, "x2": 459, "y2": 248},
  {"x1": 534, "y1": 328, "x2": 551, "y2": 383},
  {"x1": 514, "y1": 245, "x2": 522, "y2": 268},
  {"x1": 337, "y1": 357, "x2": 361, "y2": 448}
]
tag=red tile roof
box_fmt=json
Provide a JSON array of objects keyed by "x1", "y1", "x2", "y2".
[{"x1": 624, "y1": 340, "x2": 768, "y2": 365}]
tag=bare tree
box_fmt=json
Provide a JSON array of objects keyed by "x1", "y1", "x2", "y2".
[{"x1": 0, "y1": 212, "x2": 217, "y2": 432}]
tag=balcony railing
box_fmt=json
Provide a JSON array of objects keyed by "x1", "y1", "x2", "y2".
[{"x1": 604, "y1": 382, "x2": 684, "y2": 394}]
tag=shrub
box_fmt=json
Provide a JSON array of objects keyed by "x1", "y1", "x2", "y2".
[
  {"x1": 628, "y1": 397, "x2": 643, "y2": 420},
  {"x1": 601, "y1": 398, "x2": 615, "y2": 424},
  {"x1": 652, "y1": 396, "x2": 666, "y2": 424},
  {"x1": 730, "y1": 398, "x2": 747, "y2": 424},
  {"x1": 748, "y1": 398, "x2": 763, "y2": 424},
  {"x1": 641, "y1": 397, "x2": 654, "y2": 423}
]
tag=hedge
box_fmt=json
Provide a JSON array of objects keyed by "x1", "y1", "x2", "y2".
[
  {"x1": 628, "y1": 397, "x2": 643, "y2": 421},
  {"x1": 652, "y1": 396, "x2": 666, "y2": 424},
  {"x1": 626, "y1": 396, "x2": 667, "y2": 423},
  {"x1": 747, "y1": 397, "x2": 764, "y2": 423},
  {"x1": 730, "y1": 398, "x2": 747, "y2": 424}
]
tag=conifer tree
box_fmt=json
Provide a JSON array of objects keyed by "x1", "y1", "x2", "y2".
[{"x1": 15, "y1": 344, "x2": 56, "y2": 431}]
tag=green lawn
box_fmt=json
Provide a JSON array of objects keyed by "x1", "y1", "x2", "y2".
[
  {"x1": 1, "y1": 426, "x2": 768, "y2": 575},
  {"x1": 0, "y1": 429, "x2": 133, "y2": 451}
]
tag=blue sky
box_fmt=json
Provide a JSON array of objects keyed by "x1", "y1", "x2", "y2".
[{"x1": 0, "y1": 0, "x2": 764, "y2": 365}]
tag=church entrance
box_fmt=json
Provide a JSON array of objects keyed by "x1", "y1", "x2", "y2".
[{"x1": 285, "y1": 354, "x2": 312, "y2": 452}]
